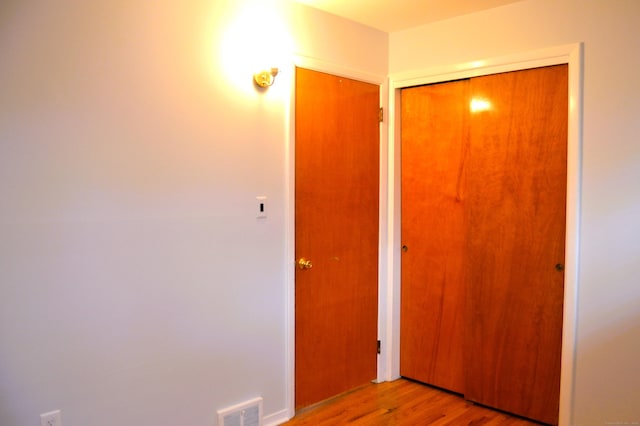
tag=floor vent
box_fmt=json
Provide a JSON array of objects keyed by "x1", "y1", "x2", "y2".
[{"x1": 217, "y1": 397, "x2": 263, "y2": 426}]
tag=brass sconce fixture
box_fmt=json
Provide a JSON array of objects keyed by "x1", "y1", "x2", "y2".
[{"x1": 254, "y1": 68, "x2": 279, "y2": 88}]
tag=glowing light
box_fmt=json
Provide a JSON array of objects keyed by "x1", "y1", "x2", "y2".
[
  {"x1": 470, "y1": 98, "x2": 492, "y2": 113},
  {"x1": 218, "y1": 0, "x2": 293, "y2": 94}
]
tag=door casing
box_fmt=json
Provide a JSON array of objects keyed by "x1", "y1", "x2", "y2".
[
  {"x1": 283, "y1": 55, "x2": 388, "y2": 420},
  {"x1": 386, "y1": 44, "x2": 583, "y2": 426}
]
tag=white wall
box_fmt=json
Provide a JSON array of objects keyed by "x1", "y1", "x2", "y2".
[
  {"x1": 0, "y1": 1, "x2": 387, "y2": 425},
  {"x1": 390, "y1": 0, "x2": 640, "y2": 424}
]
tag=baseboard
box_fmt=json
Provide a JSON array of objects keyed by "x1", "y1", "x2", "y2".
[{"x1": 263, "y1": 408, "x2": 291, "y2": 426}]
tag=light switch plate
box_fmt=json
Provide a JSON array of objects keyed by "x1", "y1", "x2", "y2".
[{"x1": 256, "y1": 196, "x2": 267, "y2": 218}]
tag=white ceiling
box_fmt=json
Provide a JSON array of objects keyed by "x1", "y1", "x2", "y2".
[{"x1": 295, "y1": 0, "x2": 524, "y2": 32}]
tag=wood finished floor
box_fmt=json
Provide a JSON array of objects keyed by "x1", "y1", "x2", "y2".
[{"x1": 283, "y1": 379, "x2": 542, "y2": 425}]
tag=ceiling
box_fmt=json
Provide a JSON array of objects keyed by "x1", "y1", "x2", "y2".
[{"x1": 295, "y1": 0, "x2": 524, "y2": 32}]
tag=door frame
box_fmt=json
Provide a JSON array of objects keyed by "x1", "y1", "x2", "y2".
[
  {"x1": 284, "y1": 55, "x2": 388, "y2": 419},
  {"x1": 386, "y1": 43, "x2": 583, "y2": 426}
]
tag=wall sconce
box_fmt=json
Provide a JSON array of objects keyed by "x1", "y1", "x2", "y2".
[{"x1": 254, "y1": 68, "x2": 279, "y2": 88}]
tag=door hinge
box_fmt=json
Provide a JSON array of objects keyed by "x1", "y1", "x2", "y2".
[
  {"x1": 379, "y1": 107, "x2": 384, "y2": 123},
  {"x1": 377, "y1": 340, "x2": 381, "y2": 354}
]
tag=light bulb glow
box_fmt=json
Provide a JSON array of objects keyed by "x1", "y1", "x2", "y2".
[{"x1": 218, "y1": 0, "x2": 293, "y2": 94}]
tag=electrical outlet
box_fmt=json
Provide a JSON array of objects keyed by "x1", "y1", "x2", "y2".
[{"x1": 40, "y1": 410, "x2": 62, "y2": 426}]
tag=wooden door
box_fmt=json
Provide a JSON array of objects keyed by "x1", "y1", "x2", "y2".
[
  {"x1": 400, "y1": 79, "x2": 469, "y2": 394},
  {"x1": 400, "y1": 64, "x2": 567, "y2": 425},
  {"x1": 464, "y1": 65, "x2": 567, "y2": 425},
  {"x1": 294, "y1": 68, "x2": 379, "y2": 409}
]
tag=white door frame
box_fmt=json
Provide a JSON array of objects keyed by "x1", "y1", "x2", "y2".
[
  {"x1": 383, "y1": 43, "x2": 583, "y2": 426},
  {"x1": 283, "y1": 55, "x2": 388, "y2": 421}
]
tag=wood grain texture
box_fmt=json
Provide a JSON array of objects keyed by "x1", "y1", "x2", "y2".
[
  {"x1": 400, "y1": 79, "x2": 469, "y2": 394},
  {"x1": 283, "y1": 379, "x2": 540, "y2": 425},
  {"x1": 464, "y1": 65, "x2": 568, "y2": 425},
  {"x1": 295, "y1": 67, "x2": 380, "y2": 409},
  {"x1": 399, "y1": 65, "x2": 567, "y2": 425}
]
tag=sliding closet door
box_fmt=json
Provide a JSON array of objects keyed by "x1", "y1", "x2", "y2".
[
  {"x1": 464, "y1": 65, "x2": 567, "y2": 425},
  {"x1": 400, "y1": 79, "x2": 469, "y2": 394},
  {"x1": 400, "y1": 64, "x2": 568, "y2": 425}
]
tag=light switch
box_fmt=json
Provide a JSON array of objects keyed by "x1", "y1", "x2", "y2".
[{"x1": 256, "y1": 196, "x2": 267, "y2": 218}]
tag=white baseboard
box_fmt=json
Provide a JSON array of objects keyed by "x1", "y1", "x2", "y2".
[{"x1": 263, "y1": 408, "x2": 291, "y2": 426}]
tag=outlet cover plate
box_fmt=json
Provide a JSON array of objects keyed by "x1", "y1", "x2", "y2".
[{"x1": 41, "y1": 410, "x2": 62, "y2": 426}]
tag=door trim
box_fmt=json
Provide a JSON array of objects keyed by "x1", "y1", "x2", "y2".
[
  {"x1": 386, "y1": 43, "x2": 583, "y2": 426},
  {"x1": 284, "y1": 55, "x2": 388, "y2": 420}
]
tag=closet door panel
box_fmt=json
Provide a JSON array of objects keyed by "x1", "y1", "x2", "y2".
[
  {"x1": 464, "y1": 65, "x2": 568, "y2": 425},
  {"x1": 400, "y1": 80, "x2": 469, "y2": 394}
]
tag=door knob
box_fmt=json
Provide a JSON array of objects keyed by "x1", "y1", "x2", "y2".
[
  {"x1": 555, "y1": 263, "x2": 565, "y2": 272},
  {"x1": 297, "y1": 258, "x2": 313, "y2": 270}
]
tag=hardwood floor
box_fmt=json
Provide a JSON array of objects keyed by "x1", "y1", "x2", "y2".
[{"x1": 282, "y1": 379, "x2": 542, "y2": 425}]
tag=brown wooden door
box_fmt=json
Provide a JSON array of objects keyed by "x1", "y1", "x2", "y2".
[
  {"x1": 400, "y1": 64, "x2": 567, "y2": 425},
  {"x1": 464, "y1": 65, "x2": 567, "y2": 425},
  {"x1": 400, "y1": 79, "x2": 469, "y2": 394},
  {"x1": 294, "y1": 67, "x2": 379, "y2": 409}
]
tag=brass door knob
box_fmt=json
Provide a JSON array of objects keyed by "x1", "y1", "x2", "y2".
[{"x1": 297, "y1": 258, "x2": 313, "y2": 270}]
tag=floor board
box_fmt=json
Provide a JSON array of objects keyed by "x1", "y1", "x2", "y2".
[{"x1": 282, "y1": 379, "x2": 542, "y2": 425}]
